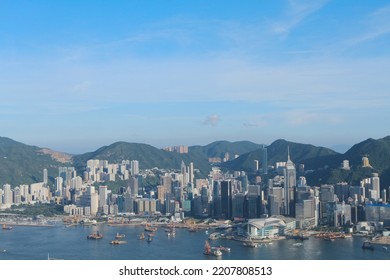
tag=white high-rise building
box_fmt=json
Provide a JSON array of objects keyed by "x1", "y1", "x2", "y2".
[
  {"x1": 371, "y1": 173, "x2": 380, "y2": 201},
  {"x1": 43, "y1": 168, "x2": 48, "y2": 185},
  {"x1": 99, "y1": 186, "x2": 108, "y2": 210},
  {"x1": 3, "y1": 184, "x2": 13, "y2": 207},
  {"x1": 131, "y1": 160, "x2": 139, "y2": 176},
  {"x1": 55, "y1": 177, "x2": 63, "y2": 196}
]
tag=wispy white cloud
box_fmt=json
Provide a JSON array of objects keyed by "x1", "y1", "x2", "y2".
[
  {"x1": 202, "y1": 114, "x2": 220, "y2": 126},
  {"x1": 270, "y1": 0, "x2": 329, "y2": 35},
  {"x1": 284, "y1": 110, "x2": 343, "y2": 126},
  {"x1": 344, "y1": 4, "x2": 390, "y2": 47},
  {"x1": 243, "y1": 120, "x2": 268, "y2": 128}
]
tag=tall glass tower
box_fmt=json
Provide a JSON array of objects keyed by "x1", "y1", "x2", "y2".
[{"x1": 284, "y1": 146, "x2": 296, "y2": 216}]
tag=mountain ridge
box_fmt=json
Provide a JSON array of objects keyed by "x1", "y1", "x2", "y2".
[{"x1": 1, "y1": 136, "x2": 390, "y2": 188}]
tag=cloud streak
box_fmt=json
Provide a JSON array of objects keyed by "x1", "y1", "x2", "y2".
[
  {"x1": 202, "y1": 114, "x2": 220, "y2": 126},
  {"x1": 270, "y1": 0, "x2": 329, "y2": 35}
]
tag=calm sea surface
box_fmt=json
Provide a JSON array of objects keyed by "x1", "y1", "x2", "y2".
[{"x1": 0, "y1": 224, "x2": 389, "y2": 260}]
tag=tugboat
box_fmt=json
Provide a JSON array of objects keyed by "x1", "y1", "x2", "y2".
[{"x1": 87, "y1": 231, "x2": 103, "y2": 240}]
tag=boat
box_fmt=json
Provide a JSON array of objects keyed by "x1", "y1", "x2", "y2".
[
  {"x1": 212, "y1": 246, "x2": 231, "y2": 252},
  {"x1": 87, "y1": 231, "x2": 103, "y2": 240},
  {"x1": 204, "y1": 240, "x2": 222, "y2": 256},
  {"x1": 167, "y1": 224, "x2": 176, "y2": 237},
  {"x1": 362, "y1": 241, "x2": 374, "y2": 250},
  {"x1": 115, "y1": 233, "x2": 126, "y2": 239},
  {"x1": 167, "y1": 228, "x2": 176, "y2": 237},
  {"x1": 47, "y1": 253, "x2": 63, "y2": 260},
  {"x1": 138, "y1": 232, "x2": 145, "y2": 240},
  {"x1": 242, "y1": 237, "x2": 258, "y2": 248},
  {"x1": 110, "y1": 240, "x2": 127, "y2": 245},
  {"x1": 2, "y1": 224, "x2": 13, "y2": 230},
  {"x1": 204, "y1": 240, "x2": 211, "y2": 255},
  {"x1": 213, "y1": 249, "x2": 222, "y2": 256},
  {"x1": 208, "y1": 232, "x2": 220, "y2": 240},
  {"x1": 323, "y1": 237, "x2": 335, "y2": 242},
  {"x1": 145, "y1": 225, "x2": 158, "y2": 232},
  {"x1": 147, "y1": 234, "x2": 153, "y2": 243},
  {"x1": 293, "y1": 242, "x2": 303, "y2": 247},
  {"x1": 188, "y1": 227, "x2": 199, "y2": 232},
  {"x1": 0, "y1": 249, "x2": 7, "y2": 253}
]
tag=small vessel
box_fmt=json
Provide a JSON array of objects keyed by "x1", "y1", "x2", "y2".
[
  {"x1": 212, "y1": 246, "x2": 231, "y2": 252},
  {"x1": 147, "y1": 234, "x2": 153, "y2": 243},
  {"x1": 145, "y1": 225, "x2": 158, "y2": 232},
  {"x1": 293, "y1": 242, "x2": 303, "y2": 247},
  {"x1": 204, "y1": 240, "x2": 211, "y2": 255},
  {"x1": 2, "y1": 224, "x2": 13, "y2": 230},
  {"x1": 213, "y1": 249, "x2": 222, "y2": 256},
  {"x1": 242, "y1": 237, "x2": 258, "y2": 248},
  {"x1": 87, "y1": 231, "x2": 103, "y2": 240},
  {"x1": 138, "y1": 232, "x2": 145, "y2": 240},
  {"x1": 188, "y1": 227, "x2": 199, "y2": 232},
  {"x1": 323, "y1": 237, "x2": 335, "y2": 242},
  {"x1": 110, "y1": 240, "x2": 127, "y2": 245},
  {"x1": 167, "y1": 225, "x2": 176, "y2": 237},
  {"x1": 362, "y1": 241, "x2": 374, "y2": 250},
  {"x1": 204, "y1": 240, "x2": 222, "y2": 256},
  {"x1": 0, "y1": 249, "x2": 7, "y2": 253},
  {"x1": 115, "y1": 233, "x2": 126, "y2": 239},
  {"x1": 208, "y1": 232, "x2": 219, "y2": 240}
]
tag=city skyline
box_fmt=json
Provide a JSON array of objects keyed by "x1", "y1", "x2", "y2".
[{"x1": 1, "y1": 1, "x2": 390, "y2": 154}]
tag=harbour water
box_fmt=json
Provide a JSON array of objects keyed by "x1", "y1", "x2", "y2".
[{"x1": 0, "y1": 224, "x2": 389, "y2": 260}]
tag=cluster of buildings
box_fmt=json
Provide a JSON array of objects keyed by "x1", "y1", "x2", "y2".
[{"x1": 1, "y1": 147, "x2": 390, "y2": 237}]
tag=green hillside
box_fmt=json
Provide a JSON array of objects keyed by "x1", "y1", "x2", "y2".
[
  {"x1": 222, "y1": 139, "x2": 339, "y2": 172},
  {"x1": 0, "y1": 137, "x2": 66, "y2": 186}
]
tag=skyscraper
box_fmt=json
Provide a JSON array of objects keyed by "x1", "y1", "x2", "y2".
[
  {"x1": 261, "y1": 145, "x2": 268, "y2": 175},
  {"x1": 130, "y1": 160, "x2": 139, "y2": 176},
  {"x1": 284, "y1": 146, "x2": 296, "y2": 216},
  {"x1": 43, "y1": 168, "x2": 48, "y2": 185},
  {"x1": 221, "y1": 180, "x2": 232, "y2": 219}
]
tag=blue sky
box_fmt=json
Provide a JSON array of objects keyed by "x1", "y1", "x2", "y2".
[{"x1": 1, "y1": 0, "x2": 390, "y2": 153}]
